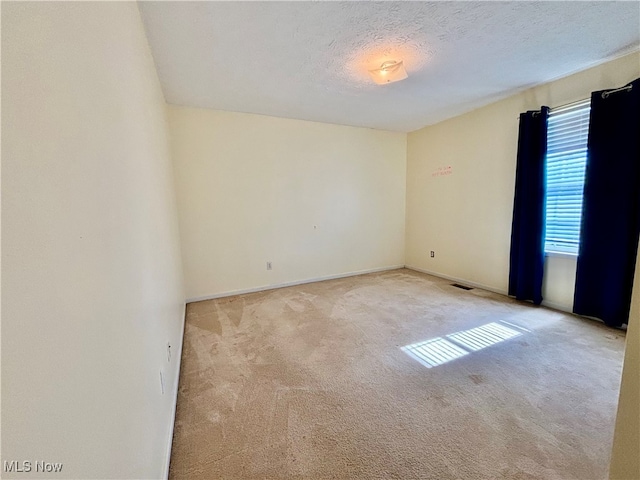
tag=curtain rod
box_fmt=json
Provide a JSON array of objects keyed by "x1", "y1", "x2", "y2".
[
  {"x1": 516, "y1": 98, "x2": 587, "y2": 119},
  {"x1": 602, "y1": 83, "x2": 633, "y2": 99},
  {"x1": 551, "y1": 97, "x2": 590, "y2": 111},
  {"x1": 545, "y1": 84, "x2": 633, "y2": 108},
  {"x1": 516, "y1": 82, "x2": 634, "y2": 118}
]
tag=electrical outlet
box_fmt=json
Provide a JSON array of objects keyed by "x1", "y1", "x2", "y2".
[
  {"x1": 267, "y1": 261, "x2": 272, "y2": 270},
  {"x1": 167, "y1": 342, "x2": 172, "y2": 363},
  {"x1": 430, "y1": 251, "x2": 435, "y2": 258}
]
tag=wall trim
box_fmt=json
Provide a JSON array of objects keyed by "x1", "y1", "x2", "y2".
[
  {"x1": 163, "y1": 303, "x2": 187, "y2": 479},
  {"x1": 541, "y1": 299, "x2": 573, "y2": 314},
  {"x1": 186, "y1": 265, "x2": 405, "y2": 303},
  {"x1": 404, "y1": 265, "x2": 508, "y2": 296},
  {"x1": 406, "y1": 265, "x2": 576, "y2": 314}
]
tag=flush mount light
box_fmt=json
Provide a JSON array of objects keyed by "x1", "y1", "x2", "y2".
[{"x1": 368, "y1": 60, "x2": 408, "y2": 85}]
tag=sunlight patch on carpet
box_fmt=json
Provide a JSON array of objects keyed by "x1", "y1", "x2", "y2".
[
  {"x1": 447, "y1": 322, "x2": 522, "y2": 351},
  {"x1": 401, "y1": 337, "x2": 469, "y2": 368},
  {"x1": 402, "y1": 321, "x2": 524, "y2": 368}
]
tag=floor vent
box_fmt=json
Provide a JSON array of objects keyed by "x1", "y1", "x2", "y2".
[{"x1": 451, "y1": 283, "x2": 473, "y2": 291}]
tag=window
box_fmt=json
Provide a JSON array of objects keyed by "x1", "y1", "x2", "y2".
[{"x1": 544, "y1": 99, "x2": 590, "y2": 255}]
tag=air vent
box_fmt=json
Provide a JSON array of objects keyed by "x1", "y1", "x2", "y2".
[{"x1": 451, "y1": 283, "x2": 473, "y2": 291}]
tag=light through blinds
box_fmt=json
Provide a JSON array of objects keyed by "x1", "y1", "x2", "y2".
[{"x1": 545, "y1": 99, "x2": 591, "y2": 255}]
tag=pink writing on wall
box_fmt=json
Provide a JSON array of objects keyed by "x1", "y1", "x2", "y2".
[{"x1": 432, "y1": 165, "x2": 453, "y2": 177}]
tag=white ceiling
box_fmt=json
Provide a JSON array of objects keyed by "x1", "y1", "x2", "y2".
[{"x1": 139, "y1": 1, "x2": 640, "y2": 132}]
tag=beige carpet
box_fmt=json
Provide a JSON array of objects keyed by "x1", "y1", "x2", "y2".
[{"x1": 169, "y1": 269, "x2": 626, "y2": 479}]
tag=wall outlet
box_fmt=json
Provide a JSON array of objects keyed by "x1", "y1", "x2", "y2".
[
  {"x1": 430, "y1": 251, "x2": 435, "y2": 258},
  {"x1": 267, "y1": 261, "x2": 272, "y2": 270}
]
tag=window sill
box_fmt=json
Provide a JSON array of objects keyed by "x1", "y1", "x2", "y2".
[{"x1": 545, "y1": 251, "x2": 578, "y2": 259}]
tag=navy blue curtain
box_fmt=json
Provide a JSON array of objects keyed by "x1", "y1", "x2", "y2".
[
  {"x1": 574, "y1": 78, "x2": 640, "y2": 328},
  {"x1": 509, "y1": 107, "x2": 549, "y2": 305}
]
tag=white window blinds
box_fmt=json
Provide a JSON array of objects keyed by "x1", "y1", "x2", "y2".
[{"x1": 544, "y1": 99, "x2": 591, "y2": 255}]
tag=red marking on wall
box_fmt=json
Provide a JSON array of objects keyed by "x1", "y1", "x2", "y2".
[{"x1": 432, "y1": 166, "x2": 453, "y2": 177}]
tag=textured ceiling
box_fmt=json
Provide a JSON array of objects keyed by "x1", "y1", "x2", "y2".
[{"x1": 139, "y1": 2, "x2": 640, "y2": 132}]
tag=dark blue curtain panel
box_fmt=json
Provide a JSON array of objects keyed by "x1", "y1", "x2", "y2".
[
  {"x1": 509, "y1": 107, "x2": 549, "y2": 305},
  {"x1": 574, "y1": 78, "x2": 640, "y2": 328}
]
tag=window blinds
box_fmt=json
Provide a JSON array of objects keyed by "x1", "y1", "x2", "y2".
[{"x1": 544, "y1": 99, "x2": 591, "y2": 254}]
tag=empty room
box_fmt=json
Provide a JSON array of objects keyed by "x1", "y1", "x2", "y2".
[{"x1": 2, "y1": 1, "x2": 640, "y2": 479}]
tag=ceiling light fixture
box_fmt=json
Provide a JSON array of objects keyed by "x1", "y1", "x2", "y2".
[{"x1": 368, "y1": 60, "x2": 408, "y2": 85}]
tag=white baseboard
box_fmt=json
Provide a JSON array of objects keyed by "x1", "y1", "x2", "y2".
[
  {"x1": 404, "y1": 265, "x2": 508, "y2": 296},
  {"x1": 186, "y1": 265, "x2": 405, "y2": 303},
  {"x1": 163, "y1": 304, "x2": 187, "y2": 479},
  {"x1": 541, "y1": 299, "x2": 573, "y2": 314},
  {"x1": 406, "y1": 265, "x2": 576, "y2": 314}
]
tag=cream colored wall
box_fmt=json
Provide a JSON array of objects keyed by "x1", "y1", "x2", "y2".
[
  {"x1": 609, "y1": 252, "x2": 640, "y2": 479},
  {"x1": 406, "y1": 52, "x2": 640, "y2": 311},
  {"x1": 168, "y1": 106, "x2": 406, "y2": 301},
  {"x1": 2, "y1": 3, "x2": 184, "y2": 479}
]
